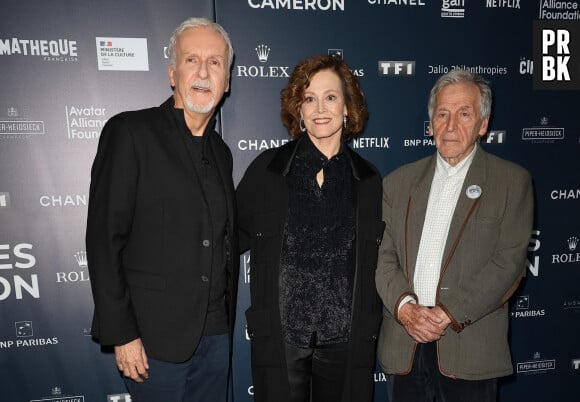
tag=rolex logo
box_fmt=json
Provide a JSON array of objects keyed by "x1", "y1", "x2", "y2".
[
  {"x1": 74, "y1": 251, "x2": 88, "y2": 268},
  {"x1": 255, "y1": 44, "x2": 270, "y2": 63},
  {"x1": 568, "y1": 236, "x2": 578, "y2": 251}
]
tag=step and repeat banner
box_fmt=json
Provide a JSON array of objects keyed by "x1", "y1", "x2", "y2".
[{"x1": 1, "y1": 1, "x2": 579, "y2": 401}]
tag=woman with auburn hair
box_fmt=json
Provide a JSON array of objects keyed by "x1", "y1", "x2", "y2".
[{"x1": 237, "y1": 54, "x2": 385, "y2": 402}]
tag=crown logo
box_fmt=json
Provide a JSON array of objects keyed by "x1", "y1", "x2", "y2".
[
  {"x1": 568, "y1": 236, "x2": 578, "y2": 251},
  {"x1": 533, "y1": 352, "x2": 541, "y2": 359},
  {"x1": 540, "y1": 117, "x2": 549, "y2": 126},
  {"x1": 51, "y1": 387, "x2": 62, "y2": 396},
  {"x1": 74, "y1": 251, "x2": 88, "y2": 268},
  {"x1": 7, "y1": 107, "x2": 18, "y2": 117},
  {"x1": 255, "y1": 44, "x2": 270, "y2": 63}
]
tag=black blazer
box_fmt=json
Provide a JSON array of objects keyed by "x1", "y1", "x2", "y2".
[
  {"x1": 236, "y1": 137, "x2": 385, "y2": 402},
  {"x1": 86, "y1": 97, "x2": 238, "y2": 363}
]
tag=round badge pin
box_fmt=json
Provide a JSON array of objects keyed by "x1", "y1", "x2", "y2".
[{"x1": 466, "y1": 184, "x2": 482, "y2": 199}]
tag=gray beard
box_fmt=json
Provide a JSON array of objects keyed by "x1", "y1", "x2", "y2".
[{"x1": 185, "y1": 94, "x2": 215, "y2": 114}]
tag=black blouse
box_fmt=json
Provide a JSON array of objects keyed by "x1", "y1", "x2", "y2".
[{"x1": 279, "y1": 135, "x2": 356, "y2": 348}]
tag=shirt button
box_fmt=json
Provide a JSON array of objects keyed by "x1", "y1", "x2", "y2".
[
  {"x1": 201, "y1": 275, "x2": 209, "y2": 282},
  {"x1": 202, "y1": 240, "x2": 211, "y2": 247}
]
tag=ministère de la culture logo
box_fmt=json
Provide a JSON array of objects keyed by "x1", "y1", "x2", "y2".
[
  {"x1": 65, "y1": 105, "x2": 108, "y2": 140},
  {"x1": 0, "y1": 37, "x2": 78, "y2": 62},
  {"x1": 96, "y1": 37, "x2": 149, "y2": 71},
  {"x1": 0, "y1": 321, "x2": 59, "y2": 350},
  {"x1": 551, "y1": 235, "x2": 579, "y2": 265},
  {"x1": 0, "y1": 106, "x2": 45, "y2": 138},
  {"x1": 236, "y1": 44, "x2": 290, "y2": 79},
  {"x1": 0, "y1": 243, "x2": 40, "y2": 302}
]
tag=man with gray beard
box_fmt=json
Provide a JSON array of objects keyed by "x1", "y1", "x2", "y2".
[{"x1": 86, "y1": 17, "x2": 238, "y2": 402}]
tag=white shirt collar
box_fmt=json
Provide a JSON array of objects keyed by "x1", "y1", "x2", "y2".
[{"x1": 436, "y1": 143, "x2": 478, "y2": 177}]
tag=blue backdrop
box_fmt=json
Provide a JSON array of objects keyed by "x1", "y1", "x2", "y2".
[{"x1": 1, "y1": 1, "x2": 578, "y2": 401}]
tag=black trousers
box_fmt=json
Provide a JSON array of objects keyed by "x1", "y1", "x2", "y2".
[
  {"x1": 284, "y1": 341, "x2": 348, "y2": 402},
  {"x1": 392, "y1": 342, "x2": 498, "y2": 402}
]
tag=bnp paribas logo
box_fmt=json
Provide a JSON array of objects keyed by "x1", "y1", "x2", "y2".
[{"x1": 236, "y1": 44, "x2": 289, "y2": 78}]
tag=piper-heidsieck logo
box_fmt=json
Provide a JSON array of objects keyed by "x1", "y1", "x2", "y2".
[
  {"x1": 516, "y1": 352, "x2": 556, "y2": 375},
  {"x1": 30, "y1": 386, "x2": 84, "y2": 402},
  {"x1": 247, "y1": 0, "x2": 345, "y2": 11},
  {"x1": 236, "y1": 44, "x2": 290, "y2": 79},
  {"x1": 533, "y1": 20, "x2": 580, "y2": 90},
  {"x1": 0, "y1": 37, "x2": 78, "y2": 62},
  {"x1": 522, "y1": 117, "x2": 565, "y2": 143},
  {"x1": 0, "y1": 106, "x2": 45, "y2": 138}
]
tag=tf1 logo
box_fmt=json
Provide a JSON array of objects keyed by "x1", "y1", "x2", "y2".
[{"x1": 533, "y1": 21, "x2": 579, "y2": 90}]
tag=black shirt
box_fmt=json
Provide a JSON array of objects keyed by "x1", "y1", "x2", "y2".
[
  {"x1": 178, "y1": 112, "x2": 228, "y2": 336},
  {"x1": 279, "y1": 135, "x2": 356, "y2": 348}
]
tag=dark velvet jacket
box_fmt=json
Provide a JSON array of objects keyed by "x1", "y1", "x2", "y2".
[{"x1": 237, "y1": 136, "x2": 385, "y2": 402}]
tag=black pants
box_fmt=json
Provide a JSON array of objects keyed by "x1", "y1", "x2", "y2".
[
  {"x1": 284, "y1": 341, "x2": 348, "y2": 402},
  {"x1": 392, "y1": 342, "x2": 498, "y2": 402}
]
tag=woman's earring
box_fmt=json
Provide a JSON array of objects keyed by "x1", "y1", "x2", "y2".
[
  {"x1": 300, "y1": 118, "x2": 306, "y2": 132},
  {"x1": 343, "y1": 115, "x2": 347, "y2": 129}
]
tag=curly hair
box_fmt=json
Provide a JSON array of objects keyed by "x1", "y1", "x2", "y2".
[{"x1": 280, "y1": 55, "x2": 368, "y2": 140}]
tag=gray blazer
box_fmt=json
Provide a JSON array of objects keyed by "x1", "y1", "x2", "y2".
[{"x1": 376, "y1": 146, "x2": 534, "y2": 380}]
